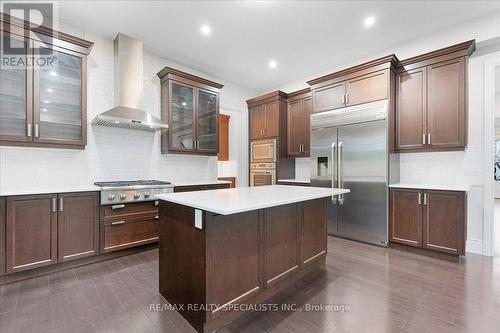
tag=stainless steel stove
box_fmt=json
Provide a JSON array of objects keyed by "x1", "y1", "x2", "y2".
[{"x1": 94, "y1": 180, "x2": 174, "y2": 205}]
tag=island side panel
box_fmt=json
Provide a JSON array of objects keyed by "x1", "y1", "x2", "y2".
[
  {"x1": 205, "y1": 210, "x2": 261, "y2": 319},
  {"x1": 263, "y1": 203, "x2": 300, "y2": 287},
  {"x1": 300, "y1": 198, "x2": 328, "y2": 265},
  {"x1": 158, "y1": 202, "x2": 205, "y2": 332}
]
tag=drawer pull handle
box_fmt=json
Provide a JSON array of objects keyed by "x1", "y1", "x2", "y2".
[
  {"x1": 154, "y1": 201, "x2": 159, "y2": 207},
  {"x1": 111, "y1": 220, "x2": 126, "y2": 226},
  {"x1": 111, "y1": 204, "x2": 125, "y2": 210},
  {"x1": 155, "y1": 215, "x2": 160, "y2": 220}
]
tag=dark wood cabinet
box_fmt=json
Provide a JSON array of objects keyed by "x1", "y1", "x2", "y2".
[
  {"x1": 247, "y1": 91, "x2": 287, "y2": 140},
  {"x1": 0, "y1": 14, "x2": 93, "y2": 149},
  {"x1": 174, "y1": 183, "x2": 231, "y2": 193},
  {"x1": 287, "y1": 88, "x2": 311, "y2": 157},
  {"x1": 389, "y1": 189, "x2": 423, "y2": 247},
  {"x1": 58, "y1": 192, "x2": 99, "y2": 262},
  {"x1": 6, "y1": 194, "x2": 58, "y2": 273},
  {"x1": 308, "y1": 56, "x2": 399, "y2": 114},
  {"x1": 389, "y1": 188, "x2": 466, "y2": 260},
  {"x1": 0, "y1": 197, "x2": 5, "y2": 275},
  {"x1": 157, "y1": 67, "x2": 223, "y2": 155},
  {"x1": 300, "y1": 199, "x2": 327, "y2": 266},
  {"x1": 218, "y1": 114, "x2": 230, "y2": 161},
  {"x1": 396, "y1": 41, "x2": 474, "y2": 152},
  {"x1": 424, "y1": 190, "x2": 466, "y2": 255}
]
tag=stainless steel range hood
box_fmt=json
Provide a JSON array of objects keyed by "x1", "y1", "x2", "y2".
[{"x1": 92, "y1": 33, "x2": 168, "y2": 132}]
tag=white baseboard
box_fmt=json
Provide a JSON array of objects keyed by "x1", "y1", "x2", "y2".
[{"x1": 466, "y1": 239, "x2": 484, "y2": 255}]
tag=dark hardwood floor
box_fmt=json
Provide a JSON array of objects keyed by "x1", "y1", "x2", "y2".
[{"x1": 1, "y1": 236, "x2": 499, "y2": 333}]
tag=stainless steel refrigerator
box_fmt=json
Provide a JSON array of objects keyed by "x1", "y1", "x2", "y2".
[{"x1": 310, "y1": 100, "x2": 388, "y2": 246}]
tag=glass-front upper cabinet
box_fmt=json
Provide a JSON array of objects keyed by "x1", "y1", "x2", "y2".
[
  {"x1": 0, "y1": 16, "x2": 92, "y2": 149},
  {"x1": 33, "y1": 43, "x2": 85, "y2": 145},
  {"x1": 158, "y1": 67, "x2": 223, "y2": 155},
  {"x1": 169, "y1": 81, "x2": 194, "y2": 151},
  {"x1": 196, "y1": 89, "x2": 218, "y2": 152},
  {"x1": 0, "y1": 32, "x2": 31, "y2": 142}
]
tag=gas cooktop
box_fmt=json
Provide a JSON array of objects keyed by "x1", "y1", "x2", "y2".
[
  {"x1": 94, "y1": 180, "x2": 173, "y2": 205},
  {"x1": 94, "y1": 180, "x2": 171, "y2": 187}
]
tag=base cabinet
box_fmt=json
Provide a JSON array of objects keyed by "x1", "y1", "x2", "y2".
[
  {"x1": 6, "y1": 194, "x2": 58, "y2": 273},
  {"x1": 0, "y1": 198, "x2": 6, "y2": 275},
  {"x1": 389, "y1": 188, "x2": 466, "y2": 259},
  {"x1": 173, "y1": 183, "x2": 231, "y2": 193}
]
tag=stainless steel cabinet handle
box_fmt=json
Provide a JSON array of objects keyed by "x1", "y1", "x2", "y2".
[
  {"x1": 59, "y1": 197, "x2": 64, "y2": 212},
  {"x1": 338, "y1": 142, "x2": 344, "y2": 205},
  {"x1": 34, "y1": 124, "x2": 39, "y2": 138},
  {"x1": 345, "y1": 93, "x2": 349, "y2": 105},
  {"x1": 427, "y1": 133, "x2": 431, "y2": 145},
  {"x1": 342, "y1": 94, "x2": 346, "y2": 105},
  {"x1": 111, "y1": 220, "x2": 125, "y2": 226},
  {"x1": 331, "y1": 142, "x2": 337, "y2": 203},
  {"x1": 111, "y1": 204, "x2": 125, "y2": 210},
  {"x1": 155, "y1": 215, "x2": 160, "y2": 220},
  {"x1": 423, "y1": 193, "x2": 428, "y2": 205},
  {"x1": 52, "y1": 198, "x2": 57, "y2": 212},
  {"x1": 155, "y1": 200, "x2": 159, "y2": 206},
  {"x1": 423, "y1": 133, "x2": 426, "y2": 145},
  {"x1": 27, "y1": 123, "x2": 32, "y2": 137},
  {"x1": 418, "y1": 193, "x2": 422, "y2": 205}
]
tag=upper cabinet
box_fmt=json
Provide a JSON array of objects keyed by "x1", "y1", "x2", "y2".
[
  {"x1": 287, "y1": 88, "x2": 311, "y2": 157},
  {"x1": 247, "y1": 91, "x2": 287, "y2": 140},
  {"x1": 218, "y1": 114, "x2": 230, "y2": 161},
  {"x1": 307, "y1": 55, "x2": 399, "y2": 114},
  {"x1": 0, "y1": 14, "x2": 93, "y2": 149},
  {"x1": 395, "y1": 40, "x2": 475, "y2": 152},
  {"x1": 157, "y1": 67, "x2": 223, "y2": 155}
]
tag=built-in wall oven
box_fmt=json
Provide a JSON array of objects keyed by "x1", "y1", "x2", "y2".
[{"x1": 250, "y1": 138, "x2": 277, "y2": 186}]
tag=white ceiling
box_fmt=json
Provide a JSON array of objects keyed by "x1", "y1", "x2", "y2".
[{"x1": 58, "y1": 1, "x2": 500, "y2": 93}]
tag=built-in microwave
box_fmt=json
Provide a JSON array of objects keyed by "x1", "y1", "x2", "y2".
[{"x1": 250, "y1": 138, "x2": 277, "y2": 163}]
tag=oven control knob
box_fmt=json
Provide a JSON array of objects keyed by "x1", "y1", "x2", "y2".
[
  {"x1": 134, "y1": 193, "x2": 140, "y2": 200},
  {"x1": 107, "y1": 194, "x2": 115, "y2": 201},
  {"x1": 144, "y1": 192, "x2": 150, "y2": 199},
  {"x1": 120, "y1": 193, "x2": 127, "y2": 200}
]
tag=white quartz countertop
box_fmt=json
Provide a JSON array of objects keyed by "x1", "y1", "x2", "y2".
[
  {"x1": 172, "y1": 180, "x2": 232, "y2": 187},
  {"x1": 157, "y1": 185, "x2": 350, "y2": 215},
  {"x1": 277, "y1": 179, "x2": 311, "y2": 184},
  {"x1": 0, "y1": 185, "x2": 101, "y2": 197},
  {"x1": 389, "y1": 183, "x2": 469, "y2": 192}
]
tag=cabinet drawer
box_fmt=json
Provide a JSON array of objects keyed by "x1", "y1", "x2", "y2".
[
  {"x1": 102, "y1": 218, "x2": 159, "y2": 253},
  {"x1": 204, "y1": 184, "x2": 230, "y2": 190},
  {"x1": 101, "y1": 201, "x2": 159, "y2": 220}
]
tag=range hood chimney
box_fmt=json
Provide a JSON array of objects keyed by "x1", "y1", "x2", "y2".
[{"x1": 92, "y1": 33, "x2": 168, "y2": 132}]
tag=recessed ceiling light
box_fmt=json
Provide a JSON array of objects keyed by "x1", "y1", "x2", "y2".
[
  {"x1": 364, "y1": 16, "x2": 376, "y2": 28},
  {"x1": 49, "y1": 71, "x2": 57, "y2": 76},
  {"x1": 268, "y1": 60, "x2": 278, "y2": 69},
  {"x1": 47, "y1": 88, "x2": 53, "y2": 93},
  {"x1": 200, "y1": 25, "x2": 211, "y2": 36}
]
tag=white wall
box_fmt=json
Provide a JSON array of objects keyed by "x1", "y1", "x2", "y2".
[
  {"x1": 0, "y1": 27, "x2": 256, "y2": 190},
  {"x1": 270, "y1": 12, "x2": 500, "y2": 255}
]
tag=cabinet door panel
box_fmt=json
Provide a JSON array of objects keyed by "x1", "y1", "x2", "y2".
[
  {"x1": 346, "y1": 70, "x2": 388, "y2": 106},
  {"x1": 33, "y1": 43, "x2": 86, "y2": 146},
  {"x1": 427, "y1": 58, "x2": 466, "y2": 149},
  {"x1": 249, "y1": 105, "x2": 264, "y2": 140},
  {"x1": 312, "y1": 82, "x2": 345, "y2": 113},
  {"x1": 424, "y1": 190, "x2": 465, "y2": 255},
  {"x1": 0, "y1": 197, "x2": 5, "y2": 275},
  {"x1": 6, "y1": 194, "x2": 57, "y2": 273},
  {"x1": 264, "y1": 204, "x2": 299, "y2": 286},
  {"x1": 0, "y1": 32, "x2": 32, "y2": 143},
  {"x1": 196, "y1": 89, "x2": 218, "y2": 152},
  {"x1": 58, "y1": 192, "x2": 99, "y2": 262},
  {"x1": 302, "y1": 97, "x2": 312, "y2": 155},
  {"x1": 300, "y1": 199, "x2": 326, "y2": 265},
  {"x1": 169, "y1": 81, "x2": 195, "y2": 151},
  {"x1": 287, "y1": 99, "x2": 303, "y2": 156},
  {"x1": 218, "y1": 114, "x2": 229, "y2": 161},
  {"x1": 389, "y1": 189, "x2": 422, "y2": 247},
  {"x1": 396, "y1": 68, "x2": 427, "y2": 150},
  {"x1": 263, "y1": 101, "x2": 279, "y2": 138}
]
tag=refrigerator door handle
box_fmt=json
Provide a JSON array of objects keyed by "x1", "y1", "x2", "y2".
[
  {"x1": 338, "y1": 141, "x2": 344, "y2": 205},
  {"x1": 331, "y1": 142, "x2": 337, "y2": 203}
]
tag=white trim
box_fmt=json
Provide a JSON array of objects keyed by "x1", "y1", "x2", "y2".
[
  {"x1": 466, "y1": 239, "x2": 484, "y2": 255},
  {"x1": 483, "y1": 60, "x2": 500, "y2": 257}
]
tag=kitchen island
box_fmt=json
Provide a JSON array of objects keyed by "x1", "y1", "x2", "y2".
[{"x1": 156, "y1": 185, "x2": 349, "y2": 333}]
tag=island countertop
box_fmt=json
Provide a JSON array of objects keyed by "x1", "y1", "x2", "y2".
[{"x1": 156, "y1": 185, "x2": 349, "y2": 215}]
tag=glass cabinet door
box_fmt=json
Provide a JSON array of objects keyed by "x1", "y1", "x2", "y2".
[
  {"x1": 196, "y1": 89, "x2": 218, "y2": 152},
  {"x1": 33, "y1": 43, "x2": 84, "y2": 145},
  {"x1": 169, "y1": 81, "x2": 194, "y2": 151},
  {"x1": 0, "y1": 33, "x2": 32, "y2": 142}
]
